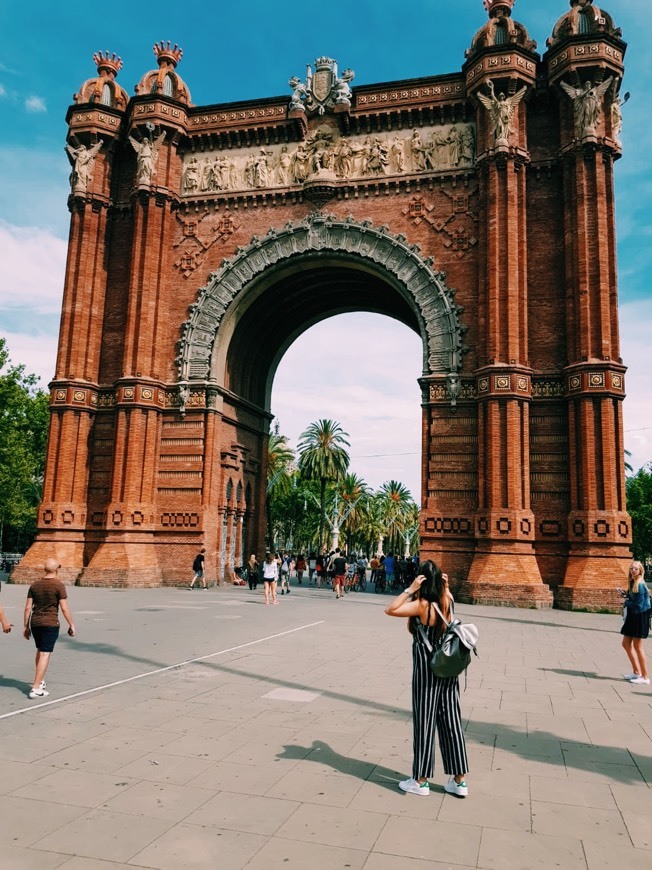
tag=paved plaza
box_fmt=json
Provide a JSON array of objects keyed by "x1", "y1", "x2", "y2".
[{"x1": 0, "y1": 577, "x2": 650, "y2": 869}]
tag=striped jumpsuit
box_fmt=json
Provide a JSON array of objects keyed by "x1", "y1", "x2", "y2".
[{"x1": 411, "y1": 616, "x2": 468, "y2": 780}]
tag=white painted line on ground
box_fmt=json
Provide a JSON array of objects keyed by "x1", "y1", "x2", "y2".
[{"x1": 0, "y1": 620, "x2": 324, "y2": 721}]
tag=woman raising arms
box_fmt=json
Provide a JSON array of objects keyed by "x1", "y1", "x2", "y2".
[{"x1": 385, "y1": 560, "x2": 469, "y2": 797}]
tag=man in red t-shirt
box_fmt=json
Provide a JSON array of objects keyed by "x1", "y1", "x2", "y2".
[
  {"x1": 331, "y1": 549, "x2": 348, "y2": 600},
  {"x1": 23, "y1": 558, "x2": 76, "y2": 699}
]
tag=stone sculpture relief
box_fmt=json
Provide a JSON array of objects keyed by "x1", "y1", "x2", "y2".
[
  {"x1": 65, "y1": 139, "x2": 104, "y2": 194},
  {"x1": 180, "y1": 122, "x2": 476, "y2": 196},
  {"x1": 288, "y1": 58, "x2": 355, "y2": 115},
  {"x1": 476, "y1": 80, "x2": 527, "y2": 146},
  {"x1": 560, "y1": 77, "x2": 613, "y2": 139},
  {"x1": 128, "y1": 130, "x2": 167, "y2": 186}
]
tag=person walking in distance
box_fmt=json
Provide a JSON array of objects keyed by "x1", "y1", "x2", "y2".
[
  {"x1": 23, "y1": 558, "x2": 76, "y2": 699},
  {"x1": 279, "y1": 552, "x2": 291, "y2": 595},
  {"x1": 331, "y1": 549, "x2": 347, "y2": 600},
  {"x1": 385, "y1": 559, "x2": 469, "y2": 798},
  {"x1": 619, "y1": 560, "x2": 651, "y2": 685},
  {"x1": 189, "y1": 547, "x2": 207, "y2": 589},
  {"x1": 262, "y1": 552, "x2": 279, "y2": 605},
  {"x1": 0, "y1": 586, "x2": 13, "y2": 634},
  {"x1": 246, "y1": 553, "x2": 259, "y2": 591}
]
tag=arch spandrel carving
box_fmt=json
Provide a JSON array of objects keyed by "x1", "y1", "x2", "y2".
[{"x1": 177, "y1": 213, "x2": 466, "y2": 386}]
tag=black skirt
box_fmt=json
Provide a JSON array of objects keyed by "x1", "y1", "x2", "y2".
[{"x1": 621, "y1": 608, "x2": 651, "y2": 639}]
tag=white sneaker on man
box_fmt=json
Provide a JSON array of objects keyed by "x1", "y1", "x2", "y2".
[
  {"x1": 28, "y1": 688, "x2": 49, "y2": 699},
  {"x1": 444, "y1": 777, "x2": 468, "y2": 797},
  {"x1": 623, "y1": 672, "x2": 640, "y2": 680},
  {"x1": 630, "y1": 676, "x2": 650, "y2": 685},
  {"x1": 398, "y1": 777, "x2": 429, "y2": 796}
]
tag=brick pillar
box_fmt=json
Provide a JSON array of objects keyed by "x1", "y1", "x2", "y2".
[
  {"x1": 460, "y1": 65, "x2": 552, "y2": 607},
  {"x1": 13, "y1": 133, "x2": 116, "y2": 584},
  {"x1": 555, "y1": 148, "x2": 630, "y2": 609},
  {"x1": 82, "y1": 182, "x2": 177, "y2": 585}
]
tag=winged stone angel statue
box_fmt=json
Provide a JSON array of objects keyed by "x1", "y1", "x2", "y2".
[
  {"x1": 560, "y1": 77, "x2": 613, "y2": 138},
  {"x1": 477, "y1": 80, "x2": 527, "y2": 146},
  {"x1": 65, "y1": 139, "x2": 104, "y2": 193},
  {"x1": 128, "y1": 130, "x2": 167, "y2": 186}
]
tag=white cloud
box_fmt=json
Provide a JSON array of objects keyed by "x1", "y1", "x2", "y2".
[
  {"x1": 0, "y1": 84, "x2": 6, "y2": 98},
  {"x1": 24, "y1": 95, "x2": 46, "y2": 112},
  {"x1": 0, "y1": 221, "x2": 66, "y2": 312}
]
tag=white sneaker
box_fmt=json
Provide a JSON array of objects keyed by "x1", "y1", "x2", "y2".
[
  {"x1": 444, "y1": 777, "x2": 468, "y2": 797},
  {"x1": 623, "y1": 673, "x2": 640, "y2": 680},
  {"x1": 398, "y1": 777, "x2": 429, "y2": 796},
  {"x1": 630, "y1": 676, "x2": 650, "y2": 685},
  {"x1": 28, "y1": 688, "x2": 49, "y2": 699}
]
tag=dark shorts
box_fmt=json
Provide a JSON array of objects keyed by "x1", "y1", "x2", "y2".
[{"x1": 32, "y1": 625, "x2": 60, "y2": 652}]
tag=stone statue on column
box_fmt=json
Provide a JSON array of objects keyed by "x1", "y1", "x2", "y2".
[
  {"x1": 65, "y1": 139, "x2": 104, "y2": 194},
  {"x1": 560, "y1": 77, "x2": 614, "y2": 138},
  {"x1": 128, "y1": 130, "x2": 167, "y2": 186},
  {"x1": 477, "y1": 79, "x2": 527, "y2": 146}
]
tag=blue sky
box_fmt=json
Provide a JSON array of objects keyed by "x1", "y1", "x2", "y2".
[{"x1": 0, "y1": 0, "x2": 650, "y2": 498}]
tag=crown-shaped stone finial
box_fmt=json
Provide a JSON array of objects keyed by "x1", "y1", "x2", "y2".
[
  {"x1": 483, "y1": 0, "x2": 515, "y2": 16},
  {"x1": 153, "y1": 41, "x2": 183, "y2": 68},
  {"x1": 92, "y1": 51, "x2": 123, "y2": 77}
]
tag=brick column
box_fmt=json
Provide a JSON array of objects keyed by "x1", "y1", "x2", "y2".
[{"x1": 461, "y1": 60, "x2": 552, "y2": 607}]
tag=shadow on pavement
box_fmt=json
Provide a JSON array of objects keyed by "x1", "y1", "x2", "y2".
[{"x1": 278, "y1": 739, "x2": 404, "y2": 793}]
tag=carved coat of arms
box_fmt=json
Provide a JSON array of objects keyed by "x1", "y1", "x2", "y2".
[{"x1": 288, "y1": 57, "x2": 355, "y2": 115}]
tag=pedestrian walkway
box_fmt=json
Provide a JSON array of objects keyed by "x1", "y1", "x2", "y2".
[{"x1": 0, "y1": 580, "x2": 649, "y2": 869}]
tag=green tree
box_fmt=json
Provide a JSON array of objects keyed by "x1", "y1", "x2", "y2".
[
  {"x1": 377, "y1": 479, "x2": 416, "y2": 555},
  {"x1": 337, "y1": 472, "x2": 370, "y2": 554},
  {"x1": 626, "y1": 468, "x2": 652, "y2": 565},
  {"x1": 297, "y1": 419, "x2": 350, "y2": 550},
  {"x1": 265, "y1": 432, "x2": 295, "y2": 551},
  {"x1": 0, "y1": 339, "x2": 50, "y2": 552}
]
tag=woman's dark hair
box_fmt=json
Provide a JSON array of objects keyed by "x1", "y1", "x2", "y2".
[{"x1": 408, "y1": 559, "x2": 449, "y2": 635}]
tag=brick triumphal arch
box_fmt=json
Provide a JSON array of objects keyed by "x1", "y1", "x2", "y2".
[{"x1": 16, "y1": 0, "x2": 632, "y2": 609}]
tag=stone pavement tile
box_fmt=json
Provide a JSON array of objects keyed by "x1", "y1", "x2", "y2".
[
  {"x1": 267, "y1": 768, "x2": 365, "y2": 808},
  {"x1": 0, "y1": 759, "x2": 54, "y2": 794},
  {"x1": 0, "y1": 795, "x2": 86, "y2": 847},
  {"x1": 87, "y1": 724, "x2": 182, "y2": 752},
  {"x1": 465, "y1": 769, "x2": 530, "y2": 799},
  {"x1": 477, "y1": 826, "x2": 587, "y2": 869},
  {"x1": 0, "y1": 734, "x2": 80, "y2": 764},
  {"x1": 561, "y1": 741, "x2": 633, "y2": 765},
  {"x1": 291, "y1": 728, "x2": 371, "y2": 754},
  {"x1": 622, "y1": 812, "x2": 652, "y2": 850},
  {"x1": 289, "y1": 747, "x2": 377, "y2": 780},
  {"x1": 583, "y1": 722, "x2": 652, "y2": 750},
  {"x1": 373, "y1": 816, "x2": 480, "y2": 865},
  {"x1": 610, "y1": 782, "x2": 652, "y2": 814},
  {"x1": 187, "y1": 760, "x2": 288, "y2": 794},
  {"x1": 57, "y1": 860, "x2": 144, "y2": 870},
  {"x1": 630, "y1": 751, "x2": 652, "y2": 784},
  {"x1": 102, "y1": 780, "x2": 215, "y2": 821},
  {"x1": 364, "y1": 855, "x2": 475, "y2": 870},
  {"x1": 499, "y1": 694, "x2": 554, "y2": 714},
  {"x1": 348, "y1": 779, "x2": 441, "y2": 819},
  {"x1": 525, "y1": 713, "x2": 590, "y2": 741},
  {"x1": 494, "y1": 733, "x2": 564, "y2": 760},
  {"x1": 100, "y1": 699, "x2": 193, "y2": 729},
  {"x1": 242, "y1": 836, "x2": 367, "y2": 869},
  {"x1": 491, "y1": 750, "x2": 567, "y2": 780},
  {"x1": 189, "y1": 790, "x2": 299, "y2": 835},
  {"x1": 34, "y1": 696, "x2": 132, "y2": 722},
  {"x1": 9, "y1": 717, "x2": 114, "y2": 743},
  {"x1": 12, "y1": 769, "x2": 137, "y2": 808},
  {"x1": 114, "y1": 752, "x2": 214, "y2": 785},
  {"x1": 160, "y1": 731, "x2": 258, "y2": 763},
  {"x1": 38, "y1": 741, "x2": 144, "y2": 774},
  {"x1": 465, "y1": 711, "x2": 528, "y2": 732},
  {"x1": 0, "y1": 844, "x2": 70, "y2": 869},
  {"x1": 563, "y1": 759, "x2": 644, "y2": 786},
  {"x1": 530, "y1": 774, "x2": 616, "y2": 809},
  {"x1": 33, "y1": 808, "x2": 174, "y2": 863},
  {"x1": 129, "y1": 822, "x2": 266, "y2": 870},
  {"x1": 186, "y1": 700, "x2": 269, "y2": 723},
  {"x1": 251, "y1": 710, "x2": 317, "y2": 728},
  {"x1": 275, "y1": 803, "x2": 387, "y2": 851},
  {"x1": 531, "y1": 800, "x2": 629, "y2": 843},
  {"x1": 437, "y1": 789, "x2": 530, "y2": 832},
  {"x1": 583, "y1": 840, "x2": 652, "y2": 869}
]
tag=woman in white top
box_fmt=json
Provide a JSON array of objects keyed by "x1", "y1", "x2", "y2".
[{"x1": 262, "y1": 552, "x2": 279, "y2": 605}]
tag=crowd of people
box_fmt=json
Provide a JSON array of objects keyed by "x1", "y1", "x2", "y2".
[{"x1": 234, "y1": 549, "x2": 421, "y2": 600}]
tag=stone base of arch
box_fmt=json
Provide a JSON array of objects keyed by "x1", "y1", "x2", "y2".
[
  {"x1": 457, "y1": 545, "x2": 554, "y2": 608},
  {"x1": 554, "y1": 547, "x2": 630, "y2": 613},
  {"x1": 10, "y1": 540, "x2": 85, "y2": 586}
]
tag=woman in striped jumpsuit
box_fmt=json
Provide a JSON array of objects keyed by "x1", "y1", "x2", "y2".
[{"x1": 385, "y1": 559, "x2": 469, "y2": 797}]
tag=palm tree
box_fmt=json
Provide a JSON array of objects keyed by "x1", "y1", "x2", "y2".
[
  {"x1": 377, "y1": 479, "x2": 415, "y2": 554},
  {"x1": 297, "y1": 419, "x2": 350, "y2": 550},
  {"x1": 266, "y1": 433, "x2": 295, "y2": 550},
  {"x1": 338, "y1": 472, "x2": 370, "y2": 553}
]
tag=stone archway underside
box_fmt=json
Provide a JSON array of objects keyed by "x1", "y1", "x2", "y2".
[{"x1": 177, "y1": 212, "x2": 466, "y2": 394}]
